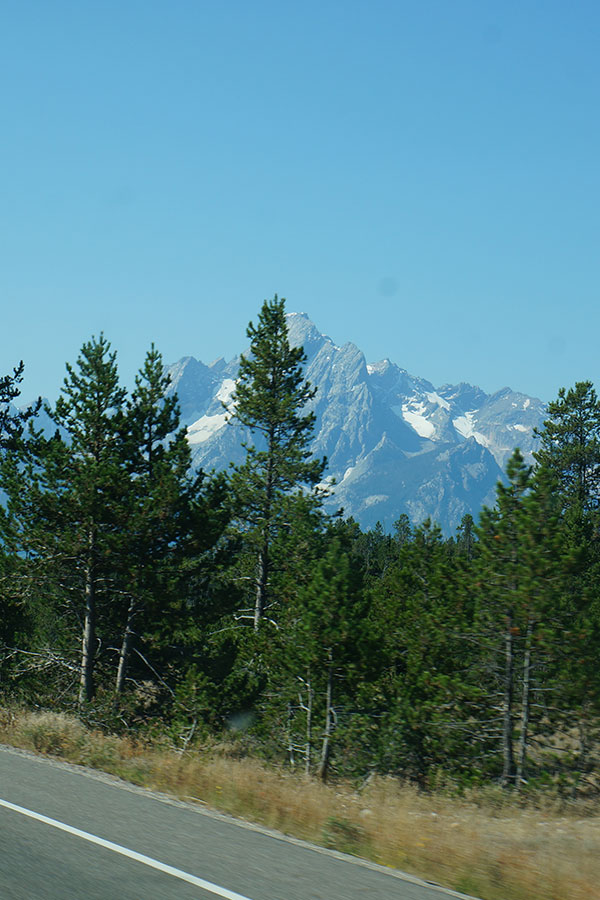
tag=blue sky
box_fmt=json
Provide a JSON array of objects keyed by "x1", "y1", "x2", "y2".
[{"x1": 2, "y1": 1, "x2": 599, "y2": 403}]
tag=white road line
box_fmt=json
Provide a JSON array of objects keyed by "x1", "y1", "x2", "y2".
[{"x1": 0, "y1": 797, "x2": 254, "y2": 900}]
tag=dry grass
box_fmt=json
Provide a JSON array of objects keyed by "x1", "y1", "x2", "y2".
[{"x1": 1, "y1": 706, "x2": 598, "y2": 900}]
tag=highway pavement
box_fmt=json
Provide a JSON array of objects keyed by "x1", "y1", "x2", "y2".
[{"x1": 0, "y1": 745, "x2": 474, "y2": 899}]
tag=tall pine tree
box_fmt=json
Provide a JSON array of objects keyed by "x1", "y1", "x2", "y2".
[
  {"x1": 114, "y1": 345, "x2": 194, "y2": 694},
  {"x1": 475, "y1": 451, "x2": 569, "y2": 787},
  {"x1": 226, "y1": 296, "x2": 326, "y2": 629},
  {"x1": 534, "y1": 382, "x2": 600, "y2": 792},
  {"x1": 2, "y1": 336, "x2": 130, "y2": 705}
]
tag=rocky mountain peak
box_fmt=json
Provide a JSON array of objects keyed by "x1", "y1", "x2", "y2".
[{"x1": 165, "y1": 313, "x2": 546, "y2": 533}]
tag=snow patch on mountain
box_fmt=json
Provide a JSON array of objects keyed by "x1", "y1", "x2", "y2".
[
  {"x1": 453, "y1": 412, "x2": 476, "y2": 438},
  {"x1": 401, "y1": 402, "x2": 436, "y2": 438},
  {"x1": 216, "y1": 379, "x2": 236, "y2": 404},
  {"x1": 187, "y1": 412, "x2": 228, "y2": 445},
  {"x1": 426, "y1": 391, "x2": 450, "y2": 411},
  {"x1": 452, "y1": 412, "x2": 490, "y2": 446},
  {"x1": 364, "y1": 494, "x2": 390, "y2": 507}
]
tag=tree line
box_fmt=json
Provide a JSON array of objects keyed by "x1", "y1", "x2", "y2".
[{"x1": 1, "y1": 297, "x2": 599, "y2": 792}]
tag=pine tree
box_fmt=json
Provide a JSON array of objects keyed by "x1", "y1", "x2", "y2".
[
  {"x1": 534, "y1": 381, "x2": 600, "y2": 527},
  {"x1": 226, "y1": 296, "x2": 326, "y2": 629},
  {"x1": 269, "y1": 531, "x2": 368, "y2": 780},
  {"x1": 3, "y1": 336, "x2": 130, "y2": 705},
  {"x1": 455, "y1": 513, "x2": 477, "y2": 562},
  {"x1": 299, "y1": 539, "x2": 367, "y2": 781},
  {"x1": 369, "y1": 520, "x2": 475, "y2": 783},
  {"x1": 533, "y1": 382, "x2": 600, "y2": 790},
  {"x1": 113, "y1": 345, "x2": 231, "y2": 702},
  {"x1": 475, "y1": 450, "x2": 568, "y2": 788},
  {"x1": 0, "y1": 361, "x2": 40, "y2": 449},
  {"x1": 0, "y1": 362, "x2": 41, "y2": 687},
  {"x1": 114, "y1": 345, "x2": 193, "y2": 694},
  {"x1": 476, "y1": 451, "x2": 532, "y2": 786},
  {"x1": 54, "y1": 336, "x2": 130, "y2": 703}
]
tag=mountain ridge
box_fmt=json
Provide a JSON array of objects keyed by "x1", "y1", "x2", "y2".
[{"x1": 165, "y1": 312, "x2": 546, "y2": 534}]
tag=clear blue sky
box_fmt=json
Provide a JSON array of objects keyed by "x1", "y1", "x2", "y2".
[{"x1": 2, "y1": 1, "x2": 599, "y2": 404}]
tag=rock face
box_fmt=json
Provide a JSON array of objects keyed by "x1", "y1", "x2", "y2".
[{"x1": 165, "y1": 312, "x2": 546, "y2": 534}]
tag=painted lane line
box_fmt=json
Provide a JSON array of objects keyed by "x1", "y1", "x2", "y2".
[{"x1": 0, "y1": 797, "x2": 254, "y2": 900}]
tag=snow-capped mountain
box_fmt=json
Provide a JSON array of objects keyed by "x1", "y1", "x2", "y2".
[{"x1": 165, "y1": 313, "x2": 546, "y2": 534}]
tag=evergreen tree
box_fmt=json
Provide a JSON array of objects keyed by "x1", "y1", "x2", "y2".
[
  {"x1": 533, "y1": 382, "x2": 600, "y2": 792},
  {"x1": 455, "y1": 513, "x2": 477, "y2": 562},
  {"x1": 351, "y1": 520, "x2": 397, "y2": 584},
  {"x1": 263, "y1": 530, "x2": 368, "y2": 780},
  {"x1": 534, "y1": 380, "x2": 600, "y2": 526},
  {"x1": 475, "y1": 451, "x2": 568, "y2": 787},
  {"x1": 0, "y1": 361, "x2": 40, "y2": 449},
  {"x1": 297, "y1": 538, "x2": 367, "y2": 781},
  {"x1": 476, "y1": 451, "x2": 532, "y2": 786},
  {"x1": 226, "y1": 296, "x2": 326, "y2": 629},
  {"x1": 0, "y1": 340, "x2": 231, "y2": 712},
  {"x1": 114, "y1": 345, "x2": 195, "y2": 694},
  {"x1": 0, "y1": 362, "x2": 41, "y2": 689},
  {"x1": 369, "y1": 520, "x2": 474, "y2": 783},
  {"x1": 115, "y1": 345, "x2": 232, "y2": 709},
  {"x1": 51, "y1": 335, "x2": 130, "y2": 704},
  {"x1": 1, "y1": 336, "x2": 130, "y2": 705}
]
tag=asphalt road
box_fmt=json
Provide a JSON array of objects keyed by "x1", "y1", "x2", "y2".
[{"x1": 0, "y1": 745, "x2": 473, "y2": 900}]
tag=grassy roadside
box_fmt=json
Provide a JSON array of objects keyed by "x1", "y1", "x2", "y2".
[{"x1": 1, "y1": 707, "x2": 597, "y2": 900}]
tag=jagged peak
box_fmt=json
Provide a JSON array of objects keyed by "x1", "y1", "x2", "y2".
[
  {"x1": 161, "y1": 310, "x2": 545, "y2": 534},
  {"x1": 286, "y1": 311, "x2": 331, "y2": 352}
]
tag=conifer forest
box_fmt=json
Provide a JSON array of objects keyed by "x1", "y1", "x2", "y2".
[{"x1": 1, "y1": 297, "x2": 599, "y2": 794}]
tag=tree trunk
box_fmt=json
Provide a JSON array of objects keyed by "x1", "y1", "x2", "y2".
[
  {"x1": 254, "y1": 538, "x2": 269, "y2": 629},
  {"x1": 318, "y1": 651, "x2": 333, "y2": 783},
  {"x1": 516, "y1": 616, "x2": 534, "y2": 789},
  {"x1": 254, "y1": 437, "x2": 274, "y2": 630},
  {"x1": 78, "y1": 528, "x2": 97, "y2": 706},
  {"x1": 115, "y1": 596, "x2": 137, "y2": 695},
  {"x1": 287, "y1": 702, "x2": 295, "y2": 770},
  {"x1": 502, "y1": 610, "x2": 516, "y2": 787},
  {"x1": 305, "y1": 675, "x2": 313, "y2": 777}
]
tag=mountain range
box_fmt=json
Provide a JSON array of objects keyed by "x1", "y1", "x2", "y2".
[{"x1": 164, "y1": 313, "x2": 546, "y2": 535}]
